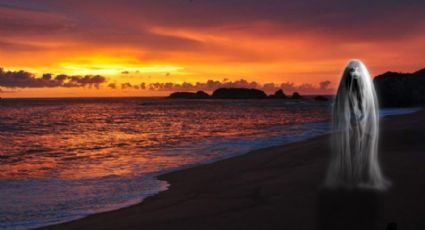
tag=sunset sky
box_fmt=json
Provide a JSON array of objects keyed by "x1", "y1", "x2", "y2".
[{"x1": 0, "y1": 0, "x2": 424, "y2": 97}]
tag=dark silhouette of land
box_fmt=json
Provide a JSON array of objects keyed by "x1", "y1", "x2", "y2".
[
  {"x1": 167, "y1": 67, "x2": 425, "y2": 107},
  {"x1": 374, "y1": 68, "x2": 425, "y2": 107},
  {"x1": 39, "y1": 110, "x2": 425, "y2": 230},
  {"x1": 169, "y1": 91, "x2": 210, "y2": 99},
  {"x1": 212, "y1": 88, "x2": 267, "y2": 99},
  {"x1": 268, "y1": 89, "x2": 287, "y2": 99},
  {"x1": 168, "y1": 88, "x2": 304, "y2": 99},
  {"x1": 291, "y1": 92, "x2": 303, "y2": 99}
]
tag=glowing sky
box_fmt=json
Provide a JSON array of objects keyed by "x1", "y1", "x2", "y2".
[{"x1": 0, "y1": 0, "x2": 424, "y2": 97}]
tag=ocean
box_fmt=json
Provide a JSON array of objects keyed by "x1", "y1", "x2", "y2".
[{"x1": 0, "y1": 97, "x2": 418, "y2": 229}]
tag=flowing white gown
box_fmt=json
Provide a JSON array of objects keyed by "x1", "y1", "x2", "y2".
[{"x1": 325, "y1": 60, "x2": 390, "y2": 190}]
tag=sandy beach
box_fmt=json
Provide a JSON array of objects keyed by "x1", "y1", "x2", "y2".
[{"x1": 38, "y1": 110, "x2": 425, "y2": 230}]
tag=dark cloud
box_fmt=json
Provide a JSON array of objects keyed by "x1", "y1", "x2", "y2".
[
  {"x1": 0, "y1": 68, "x2": 106, "y2": 88},
  {"x1": 120, "y1": 82, "x2": 142, "y2": 90},
  {"x1": 140, "y1": 82, "x2": 146, "y2": 90},
  {"x1": 109, "y1": 82, "x2": 145, "y2": 90},
  {"x1": 0, "y1": 3, "x2": 203, "y2": 53},
  {"x1": 0, "y1": 4, "x2": 75, "y2": 35},
  {"x1": 121, "y1": 82, "x2": 133, "y2": 90},
  {"x1": 48, "y1": 0, "x2": 425, "y2": 41},
  {"x1": 69, "y1": 75, "x2": 105, "y2": 86},
  {"x1": 108, "y1": 83, "x2": 117, "y2": 89},
  {"x1": 319, "y1": 80, "x2": 331, "y2": 90},
  {"x1": 0, "y1": 67, "x2": 332, "y2": 94},
  {"x1": 0, "y1": 40, "x2": 44, "y2": 51},
  {"x1": 144, "y1": 79, "x2": 334, "y2": 95},
  {"x1": 2, "y1": 0, "x2": 423, "y2": 54}
]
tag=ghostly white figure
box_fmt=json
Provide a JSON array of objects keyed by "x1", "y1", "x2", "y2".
[{"x1": 325, "y1": 60, "x2": 390, "y2": 190}]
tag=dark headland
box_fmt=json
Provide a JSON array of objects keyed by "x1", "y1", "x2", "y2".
[{"x1": 374, "y1": 68, "x2": 425, "y2": 107}]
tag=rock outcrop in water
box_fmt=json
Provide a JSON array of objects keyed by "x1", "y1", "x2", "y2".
[
  {"x1": 212, "y1": 88, "x2": 267, "y2": 99},
  {"x1": 374, "y1": 68, "x2": 425, "y2": 107},
  {"x1": 168, "y1": 88, "x2": 306, "y2": 100},
  {"x1": 291, "y1": 92, "x2": 303, "y2": 99},
  {"x1": 269, "y1": 89, "x2": 287, "y2": 99},
  {"x1": 169, "y1": 91, "x2": 210, "y2": 99}
]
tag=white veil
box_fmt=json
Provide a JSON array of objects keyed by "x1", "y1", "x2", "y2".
[{"x1": 325, "y1": 60, "x2": 389, "y2": 190}]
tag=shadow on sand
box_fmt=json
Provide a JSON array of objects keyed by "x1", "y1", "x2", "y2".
[{"x1": 318, "y1": 188, "x2": 380, "y2": 230}]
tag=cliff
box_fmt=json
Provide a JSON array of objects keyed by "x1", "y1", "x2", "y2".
[{"x1": 374, "y1": 68, "x2": 425, "y2": 107}]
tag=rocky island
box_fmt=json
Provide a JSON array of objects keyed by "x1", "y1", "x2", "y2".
[
  {"x1": 212, "y1": 88, "x2": 267, "y2": 99},
  {"x1": 169, "y1": 91, "x2": 210, "y2": 99},
  {"x1": 168, "y1": 88, "x2": 305, "y2": 100}
]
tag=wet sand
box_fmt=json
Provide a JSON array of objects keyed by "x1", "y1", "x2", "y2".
[{"x1": 39, "y1": 110, "x2": 425, "y2": 230}]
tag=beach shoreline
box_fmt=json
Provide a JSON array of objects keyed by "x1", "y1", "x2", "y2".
[{"x1": 37, "y1": 109, "x2": 425, "y2": 230}]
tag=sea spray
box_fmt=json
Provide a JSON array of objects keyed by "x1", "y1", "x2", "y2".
[{"x1": 325, "y1": 60, "x2": 390, "y2": 190}]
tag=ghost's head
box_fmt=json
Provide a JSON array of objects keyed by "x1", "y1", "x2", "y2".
[
  {"x1": 342, "y1": 60, "x2": 365, "y2": 94},
  {"x1": 335, "y1": 59, "x2": 378, "y2": 120}
]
